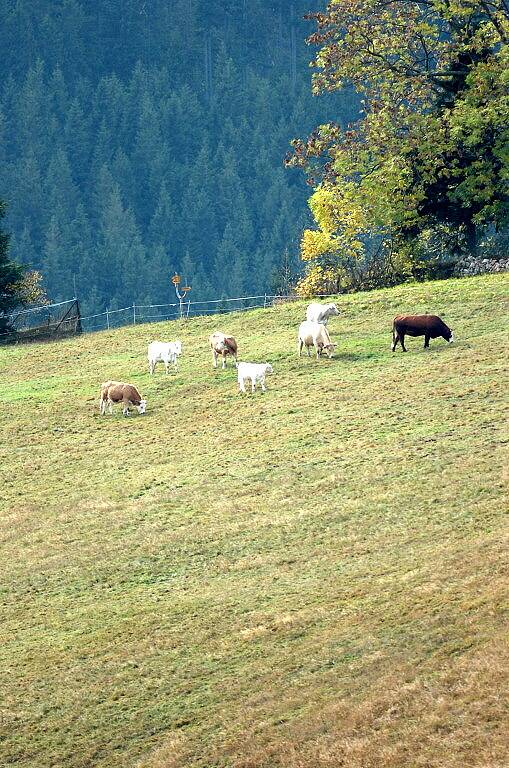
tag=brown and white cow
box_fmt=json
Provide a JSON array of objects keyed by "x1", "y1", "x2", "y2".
[
  {"x1": 209, "y1": 331, "x2": 238, "y2": 369},
  {"x1": 392, "y1": 314, "x2": 454, "y2": 352},
  {"x1": 99, "y1": 380, "x2": 147, "y2": 416}
]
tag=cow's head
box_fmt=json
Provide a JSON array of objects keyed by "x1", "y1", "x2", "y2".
[
  {"x1": 445, "y1": 328, "x2": 454, "y2": 343},
  {"x1": 318, "y1": 342, "x2": 335, "y2": 358},
  {"x1": 265, "y1": 364, "x2": 274, "y2": 374},
  {"x1": 174, "y1": 340, "x2": 183, "y2": 355},
  {"x1": 137, "y1": 399, "x2": 147, "y2": 415},
  {"x1": 328, "y1": 303, "x2": 340, "y2": 316}
]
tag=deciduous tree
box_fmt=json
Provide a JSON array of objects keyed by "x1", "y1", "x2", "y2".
[{"x1": 287, "y1": 0, "x2": 509, "y2": 294}]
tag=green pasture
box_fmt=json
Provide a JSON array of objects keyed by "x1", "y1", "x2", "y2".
[{"x1": 0, "y1": 275, "x2": 507, "y2": 768}]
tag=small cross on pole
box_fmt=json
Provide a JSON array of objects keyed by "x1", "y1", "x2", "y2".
[{"x1": 172, "y1": 274, "x2": 192, "y2": 319}]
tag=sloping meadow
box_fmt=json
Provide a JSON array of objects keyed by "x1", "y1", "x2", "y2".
[{"x1": 0, "y1": 275, "x2": 507, "y2": 768}]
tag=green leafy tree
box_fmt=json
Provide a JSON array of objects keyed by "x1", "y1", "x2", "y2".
[{"x1": 288, "y1": 0, "x2": 509, "y2": 294}]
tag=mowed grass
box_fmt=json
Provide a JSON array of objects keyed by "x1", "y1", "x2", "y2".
[{"x1": 0, "y1": 274, "x2": 508, "y2": 768}]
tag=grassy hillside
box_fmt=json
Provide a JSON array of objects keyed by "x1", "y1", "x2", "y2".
[{"x1": 0, "y1": 275, "x2": 508, "y2": 768}]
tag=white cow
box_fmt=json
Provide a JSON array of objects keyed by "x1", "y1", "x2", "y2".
[
  {"x1": 298, "y1": 321, "x2": 335, "y2": 359},
  {"x1": 237, "y1": 362, "x2": 273, "y2": 393},
  {"x1": 305, "y1": 302, "x2": 340, "y2": 325},
  {"x1": 148, "y1": 340, "x2": 182, "y2": 374}
]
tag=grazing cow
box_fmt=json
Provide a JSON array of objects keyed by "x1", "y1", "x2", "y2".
[
  {"x1": 148, "y1": 340, "x2": 182, "y2": 374},
  {"x1": 392, "y1": 314, "x2": 454, "y2": 352},
  {"x1": 298, "y1": 320, "x2": 335, "y2": 359},
  {"x1": 305, "y1": 302, "x2": 340, "y2": 325},
  {"x1": 100, "y1": 381, "x2": 147, "y2": 416},
  {"x1": 209, "y1": 331, "x2": 238, "y2": 369},
  {"x1": 237, "y1": 362, "x2": 273, "y2": 393}
]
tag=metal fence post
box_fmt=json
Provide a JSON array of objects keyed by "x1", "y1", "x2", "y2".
[
  {"x1": 263, "y1": 293, "x2": 267, "y2": 309},
  {"x1": 106, "y1": 309, "x2": 110, "y2": 330},
  {"x1": 133, "y1": 303, "x2": 136, "y2": 324}
]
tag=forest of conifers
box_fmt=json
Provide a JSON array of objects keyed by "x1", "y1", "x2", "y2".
[{"x1": 0, "y1": 0, "x2": 357, "y2": 313}]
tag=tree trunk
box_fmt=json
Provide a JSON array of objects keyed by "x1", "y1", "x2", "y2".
[{"x1": 465, "y1": 221, "x2": 477, "y2": 256}]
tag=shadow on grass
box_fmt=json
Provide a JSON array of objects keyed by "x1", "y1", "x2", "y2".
[{"x1": 334, "y1": 351, "x2": 380, "y2": 362}]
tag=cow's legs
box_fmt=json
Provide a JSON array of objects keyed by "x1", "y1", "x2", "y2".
[
  {"x1": 108, "y1": 400, "x2": 113, "y2": 415},
  {"x1": 400, "y1": 333, "x2": 407, "y2": 352},
  {"x1": 165, "y1": 359, "x2": 169, "y2": 374},
  {"x1": 122, "y1": 399, "x2": 130, "y2": 416},
  {"x1": 424, "y1": 334, "x2": 430, "y2": 349},
  {"x1": 298, "y1": 339, "x2": 303, "y2": 356},
  {"x1": 239, "y1": 379, "x2": 246, "y2": 393},
  {"x1": 391, "y1": 328, "x2": 398, "y2": 352},
  {"x1": 100, "y1": 398, "x2": 106, "y2": 415},
  {"x1": 222, "y1": 353, "x2": 226, "y2": 370},
  {"x1": 149, "y1": 360, "x2": 154, "y2": 375},
  {"x1": 260, "y1": 377, "x2": 266, "y2": 393},
  {"x1": 212, "y1": 349, "x2": 218, "y2": 368},
  {"x1": 315, "y1": 343, "x2": 321, "y2": 360},
  {"x1": 251, "y1": 377, "x2": 256, "y2": 394}
]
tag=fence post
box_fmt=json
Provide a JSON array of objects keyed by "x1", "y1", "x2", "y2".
[
  {"x1": 263, "y1": 293, "x2": 267, "y2": 309},
  {"x1": 106, "y1": 309, "x2": 110, "y2": 330},
  {"x1": 133, "y1": 303, "x2": 136, "y2": 324},
  {"x1": 187, "y1": 300, "x2": 191, "y2": 318}
]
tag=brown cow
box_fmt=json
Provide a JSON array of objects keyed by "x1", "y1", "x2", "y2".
[
  {"x1": 99, "y1": 380, "x2": 147, "y2": 416},
  {"x1": 392, "y1": 314, "x2": 454, "y2": 352},
  {"x1": 209, "y1": 331, "x2": 238, "y2": 369}
]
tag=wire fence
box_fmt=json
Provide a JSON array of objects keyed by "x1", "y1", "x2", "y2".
[
  {"x1": 1, "y1": 292, "x2": 304, "y2": 340},
  {"x1": 1, "y1": 298, "x2": 82, "y2": 343},
  {"x1": 78, "y1": 293, "x2": 301, "y2": 333},
  {"x1": 3, "y1": 290, "x2": 340, "y2": 341}
]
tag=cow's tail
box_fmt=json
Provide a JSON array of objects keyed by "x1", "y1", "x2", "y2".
[{"x1": 391, "y1": 319, "x2": 399, "y2": 351}]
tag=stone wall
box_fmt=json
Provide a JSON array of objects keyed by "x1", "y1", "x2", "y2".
[{"x1": 456, "y1": 255, "x2": 509, "y2": 277}]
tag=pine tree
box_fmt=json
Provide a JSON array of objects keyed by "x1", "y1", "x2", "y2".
[
  {"x1": 45, "y1": 148, "x2": 78, "y2": 221},
  {"x1": 215, "y1": 223, "x2": 247, "y2": 298},
  {"x1": 180, "y1": 249, "x2": 214, "y2": 303},
  {"x1": 15, "y1": 60, "x2": 48, "y2": 159},
  {"x1": 9, "y1": 223, "x2": 38, "y2": 269},
  {"x1": 0, "y1": 0, "x2": 359, "y2": 312},
  {"x1": 43, "y1": 215, "x2": 68, "y2": 300},
  {"x1": 0, "y1": 200, "x2": 26, "y2": 332},
  {"x1": 148, "y1": 181, "x2": 176, "y2": 248},
  {"x1": 7, "y1": 153, "x2": 46, "y2": 257},
  {"x1": 63, "y1": 99, "x2": 91, "y2": 187},
  {"x1": 97, "y1": 185, "x2": 145, "y2": 305}
]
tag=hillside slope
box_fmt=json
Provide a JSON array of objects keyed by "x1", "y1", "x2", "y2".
[{"x1": 0, "y1": 275, "x2": 508, "y2": 768}]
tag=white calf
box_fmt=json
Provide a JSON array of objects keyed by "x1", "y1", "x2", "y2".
[
  {"x1": 148, "y1": 340, "x2": 182, "y2": 374},
  {"x1": 237, "y1": 362, "x2": 273, "y2": 393}
]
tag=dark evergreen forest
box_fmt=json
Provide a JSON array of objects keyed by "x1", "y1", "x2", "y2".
[{"x1": 0, "y1": 0, "x2": 356, "y2": 313}]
